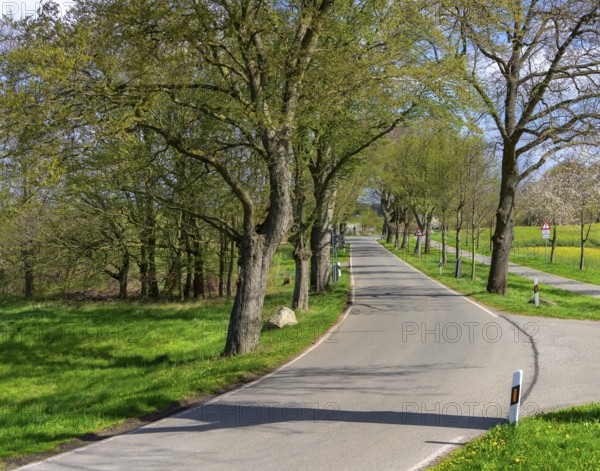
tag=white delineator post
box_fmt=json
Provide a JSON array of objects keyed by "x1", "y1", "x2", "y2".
[
  {"x1": 534, "y1": 278, "x2": 540, "y2": 308},
  {"x1": 509, "y1": 369, "x2": 523, "y2": 425}
]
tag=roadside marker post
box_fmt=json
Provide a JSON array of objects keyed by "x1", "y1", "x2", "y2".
[
  {"x1": 534, "y1": 278, "x2": 539, "y2": 308},
  {"x1": 509, "y1": 369, "x2": 523, "y2": 425}
]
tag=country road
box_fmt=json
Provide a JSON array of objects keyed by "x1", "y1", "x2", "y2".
[{"x1": 20, "y1": 237, "x2": 600, "y2": 471}]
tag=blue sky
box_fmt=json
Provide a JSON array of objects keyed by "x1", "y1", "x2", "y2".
[{"x1": 2, "y1": 1, "x2": 73, "y2": 20}]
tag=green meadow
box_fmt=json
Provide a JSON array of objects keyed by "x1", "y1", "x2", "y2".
[{"x1": 0, "y1": 245, "x2": 351, "y2": 466}]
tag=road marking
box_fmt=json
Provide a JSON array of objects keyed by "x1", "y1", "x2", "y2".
[
  {"x1": 406, "y1": 436, "x2": 465, "y2": 471},
  {"x1": 384, "y1": 245, "x2": 498, "y2": 318}
]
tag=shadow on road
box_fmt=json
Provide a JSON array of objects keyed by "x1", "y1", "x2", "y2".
[{"x1": 131, "y1": 403, "x2": 506, "y2": 435}]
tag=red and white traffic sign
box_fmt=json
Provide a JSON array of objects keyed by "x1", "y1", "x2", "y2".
[
  {"x1": 541, "y1": 220, "x2": 551, "y2": 239},
  {"x1": 414, "y1": 228, "x2": 424, "y2": 237}
]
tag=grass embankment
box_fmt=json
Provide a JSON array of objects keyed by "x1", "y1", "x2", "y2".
[
  {"x1": 432, "y1": 403, "x2": 600, "y2": 470},
  {"x1": 380, "y1": 241, "x2": 600, "y2": 321},
  {"x1": 434, "y1": 223, "x2": 600, "y2": 286},
  {"x1": 0, "y1": 245, "x2": 351, "y2": 465}
]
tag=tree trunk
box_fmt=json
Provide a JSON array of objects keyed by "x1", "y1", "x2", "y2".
[
  {"x1": 22, "y1": 246, "x2": 34, "y2": 299},
  {"x1": 550, "y1": 227, "x2": 557, "y2": 264},
  {"x1": 401, "y1": 220, "x2": 409, "y2": 249},
  {"x1": 139, "y1": 245, "x2": 148, "y2": 299},
  {"x1": 413, "y1": 233, "x2": 422, "y2": 256},
  {"x1": 441, "y1": 224, "x2": 448, "y2": 265},
  {"x1": 223, "y1": 151, "x2": 293, "y2": 357},
  {"x1": 385, "y1": 204, "x2": 394, "y2": 244},
  {"x1": 227, "y1": 239, "x2": 235, "y2": 298},
  {"x1": 424, "y1": 211, "x2": 433, "y2": 254},
  {"x1": 118, "y1": 253, "x2": 129, "y2": 299},
  {"x1": 148, "y1": 234, "x2": 159, "y2": 299},
  {"x1": 193, "y1": 239, "x2": 205, "y2": 299},
  {"x1": 386, "y1": 223, "x2": 394, "y2": 244},
  {"x1": 580, "y1": 222, "x2": 586, "y2": 270},
  {"x1": 164, "y1": 259, "x2": 180, "y2": 296},
  {"x1": 219, "y1": 233, "x2": 227, "y2": 298},
  {"x1": 310, "y1": 187, "x2": 336, "y2": 293},
  {"x1": 455, "y1": 210, "x2": 463, "y2": 260},
  {"x1": 184, "y1": 250, "x2": 193, "y2": 300},
  {"x1": 292, "y1": 232, "x2": 311, "y2": 310},
  {"x1": 487, "y1": 151, "x2": 519, "y2": 295},
  {"x1": 471, "y1": 224, "x2": 476, "y2": 281},
  {"x1": 394, "y1": 205, "x2": 401, "y2": 249}
]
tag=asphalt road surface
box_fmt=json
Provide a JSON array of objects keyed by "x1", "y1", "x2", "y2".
[{"x1": 20, "y1": 237, "x2": 600, "y2": 471}]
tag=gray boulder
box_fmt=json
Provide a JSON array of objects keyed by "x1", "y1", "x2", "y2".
[{"x1": 263, "y1": 307, "x2": 298, "y2": 330}]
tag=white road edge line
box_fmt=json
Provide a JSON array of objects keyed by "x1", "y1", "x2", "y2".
[
  {"x1": 386, "y1": 245, "x2": 498, "y2": 318},
  {"x1": 406, "y1": 436, "x2": 465, "y2": 471},
  {"x1": 18, "y1": 253, "x2": 355, "y2": 470}
]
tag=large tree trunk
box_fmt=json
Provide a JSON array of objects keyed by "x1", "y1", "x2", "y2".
[
  {"x1": 487, "y1": 150, "x2": 519, "y2": 295},
  {"x1": 225, "y1": 235, "x2": 272, "y2": 356},
  {"x1": 310, "y1": 187, "x2": 336, "y2": 293},
  {"x1": 386, "y1": 220, "x2": 394, "y2": 244},
  {"x1": 380, "y1": 193, "x2": 394, "y2": 244},
  {"x1": 223, "y1": 154, "x2": 293, "y2": 357}
]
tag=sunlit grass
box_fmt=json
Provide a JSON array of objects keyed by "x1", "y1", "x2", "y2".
[
  {"x1": 432, "y1": 403, "x2": 600, "y2": 470},
  {"x1": 0, "y1": 245, "x2": 351, "y2": 464}
]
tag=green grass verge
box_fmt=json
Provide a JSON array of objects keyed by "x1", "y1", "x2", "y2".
[
  {"x1": 380, "y1": 241, "x2": 600, "y2": 321},
  {"x1": 0, "y1": 244, "x2": 351, "y2": 465},
  {"x1": 432, "y1": 403, "x2": 600, "y2": 470}
]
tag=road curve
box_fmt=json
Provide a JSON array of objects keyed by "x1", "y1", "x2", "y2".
[{"x1": 21, "y1": 237, "x2": 536, "y2": 471}]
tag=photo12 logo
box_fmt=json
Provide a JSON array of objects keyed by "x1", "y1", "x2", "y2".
[{"x1": 2, "y1": 1, "x2": 74, "y2": 20}]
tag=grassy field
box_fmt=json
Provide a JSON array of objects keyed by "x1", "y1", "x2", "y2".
[
  {"x1": 0, "y1": 245, "x2": 351, "y2": 465},
  {"x1": 380, "y1": 242, "x2": 600, "y2": 321},
  {"x1": 436, "y1": 223, "x2": 600, "y2": 286},
  {"x1": 432, "y1": 403, "x2": 600, "y2": 470},
  {"x1": 510, "y1": 223, "x2": 600, "y2": 247}
]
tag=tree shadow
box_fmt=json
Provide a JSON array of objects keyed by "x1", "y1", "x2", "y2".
[{"x1": 132, "y1": 403, "x2": 506, "y2": 435}]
